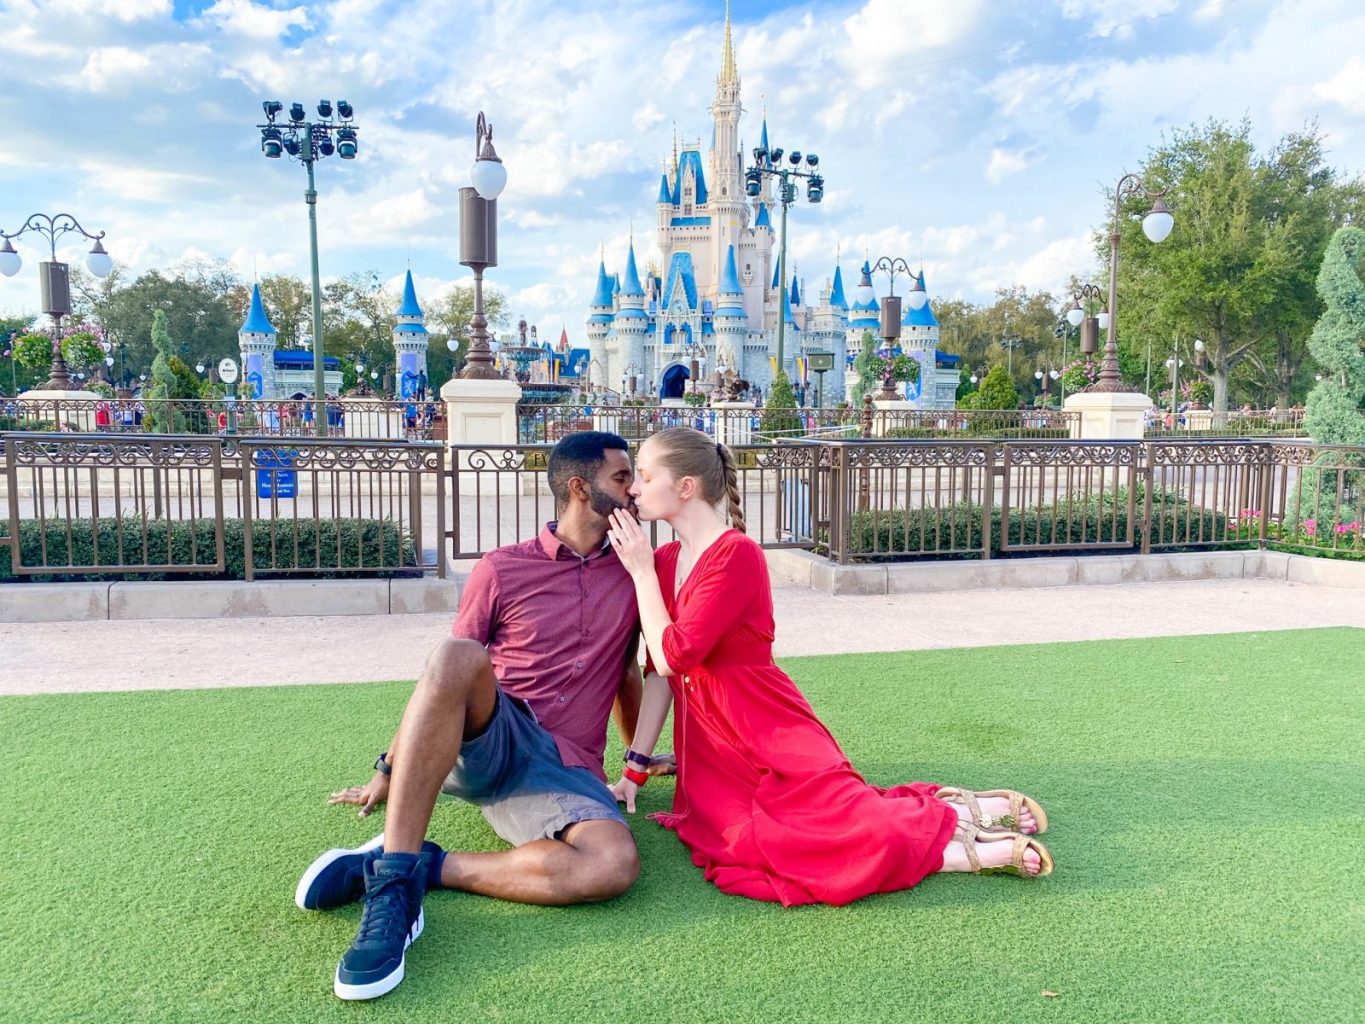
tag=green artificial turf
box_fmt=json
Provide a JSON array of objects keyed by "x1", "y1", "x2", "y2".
[{"x1": 4, "y1": 628, "x2": 1364, "y2": 1024}]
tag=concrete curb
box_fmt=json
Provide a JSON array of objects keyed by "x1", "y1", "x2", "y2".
[
  {"x1": 763, "y1": 548, "x2": 1365, "y2": 596},
  {"x1": 3, "y1": 550, "x2": 1362, "y2": 622},
  {"x1": 0, "y1": 575, "x2": 464, "y2": 622}
]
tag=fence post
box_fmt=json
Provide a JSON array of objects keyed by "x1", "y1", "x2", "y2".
[
  {"x1": 1256, "y1": 442, "x2": 1274, "y2": 548},
  {"x1": 240, "y1": 441, "x2": 255, "y2": 582},
  {"x1": 1140, "y1": 442, "x2": 1155, "y2": 554}
]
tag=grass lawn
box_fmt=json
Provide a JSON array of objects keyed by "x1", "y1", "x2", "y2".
[{"x1": 4, "y1": 628, "x2": 1363, "y2": 1024}]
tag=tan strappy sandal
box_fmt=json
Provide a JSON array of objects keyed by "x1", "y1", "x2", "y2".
[
  {"x1": 937, "y1": 786, "x2": 1049, "y2": 834},
  {"x1": 955, "y1": 822, "x2": 1054, "y2": 878}
]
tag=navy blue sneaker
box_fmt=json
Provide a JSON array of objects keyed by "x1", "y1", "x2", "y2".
[
  {"x1": 296, "y1": 833, "x2": 446, "y2": 911},
  {"x1": 333, "y1": 852, "x2": 427, "y2": 1001}
]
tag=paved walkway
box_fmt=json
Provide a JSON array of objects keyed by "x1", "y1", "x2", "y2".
[{"x1": 3, "y1": 577, "x2": 1362, "y2": 696}]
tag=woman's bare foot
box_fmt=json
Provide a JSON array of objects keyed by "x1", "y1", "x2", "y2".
[
  {"x1": 948, "y1": 797, "x2": 1038, "y2": 834},
  {"x1": 938, "y1": 835, "x2": 1044, "y2": 876}
]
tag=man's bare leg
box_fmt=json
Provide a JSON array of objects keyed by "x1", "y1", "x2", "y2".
[
  {"x1": 438, "y1": 819, "x2": 640, "y2": 905},
  {"x1": 382, "y1": 637, "x2": 499, "y2": 855}
]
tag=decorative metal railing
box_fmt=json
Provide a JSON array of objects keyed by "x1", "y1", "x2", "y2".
[
  {"x1": 0, "y1": 397, "x2": 445, "y2": 441},
  {"x1": 1, "y1": 434, "x2": 444, "y2": 580},
  {"x1": 3, "y1": 433, "x2": 1360, "y2": 577}
]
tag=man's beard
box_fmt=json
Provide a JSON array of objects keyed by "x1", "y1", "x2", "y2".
[{"x1": 589, "y1": 484, "x2": 637, "y2": 520}]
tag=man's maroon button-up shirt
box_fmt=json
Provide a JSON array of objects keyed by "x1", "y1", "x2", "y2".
[{"x1": 452, "y1": 523, "x2": 639, "y2": 781}]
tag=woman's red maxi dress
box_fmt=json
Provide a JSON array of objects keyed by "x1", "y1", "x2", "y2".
[{"x1": 647, "y1": 529, "x2": 958, "y2": 907}]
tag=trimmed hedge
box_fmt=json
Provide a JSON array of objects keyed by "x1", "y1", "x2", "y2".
[
  {"x1": 884, "y1": 426, "x2": 1072, "y2": 440},
  {"x1": 839, "y1": 488, "x2": 1234, "y2": 560},
  {"x1": 0, "y1": 516, "x2": 417, "y2": 582}
]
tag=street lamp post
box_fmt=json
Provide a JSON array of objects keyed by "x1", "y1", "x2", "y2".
[
  {"x1": 0, "y1": 213, "x2": 114, "y2": 390},
  {"x1": 855, "y1": 256, "x2": 928, "y2": 400},
  {"x1": 257, "y1": 99, "x2": 359, "y2": 436},
  {"x1": 459, "y1": 112, "x2": 509, "y2": 380},
  {"x1": 745, "y1": 140, "x2": 823, "y2": 376},
  {"x1": 1065, "y1": 282, "x2": 1109, "y2": 403},
  {"x1": 1087, "y1": 173, "x2": 1175, "y2": 392}
]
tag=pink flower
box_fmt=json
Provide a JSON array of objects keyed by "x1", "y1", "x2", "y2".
[{"x1": 1304, "y1": 518, "x2": 1317, "y2": 536}]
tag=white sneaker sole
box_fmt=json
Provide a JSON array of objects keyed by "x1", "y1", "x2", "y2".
[
  {"x1": 294, "y1": 833, "x2": 386, "y2": 910},
  {"x1": 332, "y1": 909, "x2": 424, "y2": 1001}
]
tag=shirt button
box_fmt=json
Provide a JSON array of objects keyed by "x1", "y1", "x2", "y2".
[
  {"x1": 575, "y1": 660, "x2": 584, "y2": 669},
  {"x1": 558, "y1": 695, "x2": 568, "y2": 703}
]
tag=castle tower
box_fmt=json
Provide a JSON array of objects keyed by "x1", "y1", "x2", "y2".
[
  {"x1": 714, "y1": 244, "x2": 748, "y2": 383},
  {"x1": 614, "y1": 242, "x2": 650, "y2": 392},
  {"x1": 709, "y1": 0, "x2": 745, "y2": 295},
  {"x1": 586, "y1": 256, "x2": 615, "y2": 389},
  {"x1": 392, "y1": 270, "x2": 429, "y2": 399},
  {"x1": 238, "y1": 283, "x2": 279, "y2": 400}
]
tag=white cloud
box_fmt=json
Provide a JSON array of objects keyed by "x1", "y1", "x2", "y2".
[
  {"x1": 1314, "y1": 55, "x2": 1365, "y2": 115},
  {"x1": 74, "y1": 47, "x2": 152, "y2": 91},
  {"x1": 48, "y1": 0, "x2": 170, "y2": 22},
  {"x1": 1058, "y1": 0, "x2": 1180, "y2": 39},
  {"x1": 842, "y1": 0, "x2": 984, "y2": 86},
  {"x1": 985, "y1": 148, "x2": 1037, "y2": 185},
  {"x1": 200, "y1": 0, "x2": 310, "y2": 40}
]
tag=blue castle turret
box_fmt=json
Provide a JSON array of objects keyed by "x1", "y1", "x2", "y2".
[
  {"x1": 392, "y1": 270, "x2": 429, "y2": 400},
  {"x1": 238, "y1": 283, "x2": 279, "y2": 399}
]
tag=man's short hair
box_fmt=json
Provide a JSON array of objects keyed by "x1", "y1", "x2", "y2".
[{"x1": 547, "y1": 431, "x2": 629, "y2": 511}]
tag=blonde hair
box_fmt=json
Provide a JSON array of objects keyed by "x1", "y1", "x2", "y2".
[{"x1": 646, "y1": 427, "x2": 746, "y2": 533}]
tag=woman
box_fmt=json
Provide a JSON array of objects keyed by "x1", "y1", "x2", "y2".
[{"x1": 606, "y1": 427, "x2": 1052, "y2": 907}]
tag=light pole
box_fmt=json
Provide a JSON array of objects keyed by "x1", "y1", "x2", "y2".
[
  {"x1": 855, "y1": 256, "x2": 928, "y2": 400},
  {"x1": 1165, "y1": 337, "x2": 1204, "y2": 423},
  {"x1": 684, "y1": 340, "x2": 707, "y2": 395},
  {"x1": 257, "y1": 99, "x2": 359, "y2": 435},
  {"x1": 459, "y1": 112, "x2": 509, "y2": 380},
  {"x1": 745, "y1": 140, "x2": 823, "y2": 376},
  {"x1": 0, "y1": 213, "x2": 113, "y2": 390},
  {"x1": 1065, "y1": 282, "x2": 1109, "y2": 403},
  {"x1": 1087, "y1": 172, "x2": 1175, "y2": 392}
]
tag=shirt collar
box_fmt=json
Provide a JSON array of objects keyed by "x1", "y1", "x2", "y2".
[{"x1": 539, "y1": 521, "x2": 613, "y2": 561}]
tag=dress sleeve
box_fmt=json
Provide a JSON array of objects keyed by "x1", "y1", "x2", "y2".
[
  {"x1": 451, "y1": 555, "x2": 499, "y2": 645},
  {"x1": 661, "y1": 535, "x2": 764, "y2": 672}
]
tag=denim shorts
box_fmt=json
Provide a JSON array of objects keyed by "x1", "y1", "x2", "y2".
[{"x1": 440, "y1": 688, "x2": 627, "y2": 847}]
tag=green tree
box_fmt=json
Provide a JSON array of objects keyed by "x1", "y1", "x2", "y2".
[
  {"x1": 850, "y1": 331, "x2": 879, "y2": 405},
  {"x1": 975, "y1": 364, "x2": 1020, "y2": 410},
  {"x1": 1111, "y1": 120, "x2": 1364, "y2": 414},
  {"x1": 760, "y1": 369, "x2": 801, "y2": 437},
  {"x1": 145, "y1": 309, "x2": 185, "y2": 432},
  {"x1": 426, "y1": 283, "x2": 510, "y2": 382},
  {"x1": 1304, "y1": 226, "x2": 1365, "y2": 445},
  {"x1": 76, "y1": 268, "x2": 239, "y2": 387}
]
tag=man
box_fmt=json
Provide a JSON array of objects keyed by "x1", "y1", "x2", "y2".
[{"x1": 295, "y1": 432, "x2": 650, "y2": 1000}]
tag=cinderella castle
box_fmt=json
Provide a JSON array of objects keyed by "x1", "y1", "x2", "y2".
[{"x1": 585, "y1": 4, "x2": 959, "y2": 408}]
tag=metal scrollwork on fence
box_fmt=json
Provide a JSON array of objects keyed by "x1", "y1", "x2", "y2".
[
  {"x1": 844, "y1": 441, "x2": 991, "y2": 470},
  {"x1": 1006, "y1": 442, "x2": 1140, "y2": 467},
  {"x1": 10, "y1": 434, "x2": 222, "y2": 468},
  {"x1": 1149, "y1": 441, "x2": 1267, "y2": 467}
]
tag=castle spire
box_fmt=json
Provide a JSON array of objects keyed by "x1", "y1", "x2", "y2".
[{"x1": 719, "y1": 0, "x2": 738, "y2": 86}]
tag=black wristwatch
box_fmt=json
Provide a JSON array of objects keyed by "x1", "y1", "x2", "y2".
[{"x1": 374, "y1": 752, "x2": 391, "y2": 776}]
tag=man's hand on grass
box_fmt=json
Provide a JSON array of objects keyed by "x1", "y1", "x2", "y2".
[
  {"x1": 329, "y1": 771, "x2": 389, "y2": 817},
  {"x1": 647, "y1": 752, "x2": 677, "y2": 777}
]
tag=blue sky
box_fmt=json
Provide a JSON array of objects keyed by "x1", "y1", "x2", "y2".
[{"x1": 2, "y1": 0, "x2": 1363, "y2": 348}]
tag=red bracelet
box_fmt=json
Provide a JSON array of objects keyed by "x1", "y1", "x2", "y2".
[{"x1": 623, "y1": 767, "x2": 649, "y2": 787}]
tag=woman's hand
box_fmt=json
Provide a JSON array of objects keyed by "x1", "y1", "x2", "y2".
[
  {"x1": 608, "y1": 507, "x2": 656, "y2": 579},
  {"x1": 609, "y1": 775, "x2": 642, "y2": 814}
]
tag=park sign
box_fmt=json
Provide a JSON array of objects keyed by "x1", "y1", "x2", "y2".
[{"x1": 218, "y1": 358, "x2": 239, "y2": 384}]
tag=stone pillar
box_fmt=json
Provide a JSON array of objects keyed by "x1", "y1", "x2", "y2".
[
  {"x1": 442, "y1": 376, "x2": 523, "y2": 496},
  {"x1": 1063, "y1": 391, "x2": 1153, "y2": 440},
  {"x1": 871, "y1": 398, "x2": 914, "y2": 438},
  {"x1": 712, "y1": 401, "x2": 756, "y2": 446}
]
